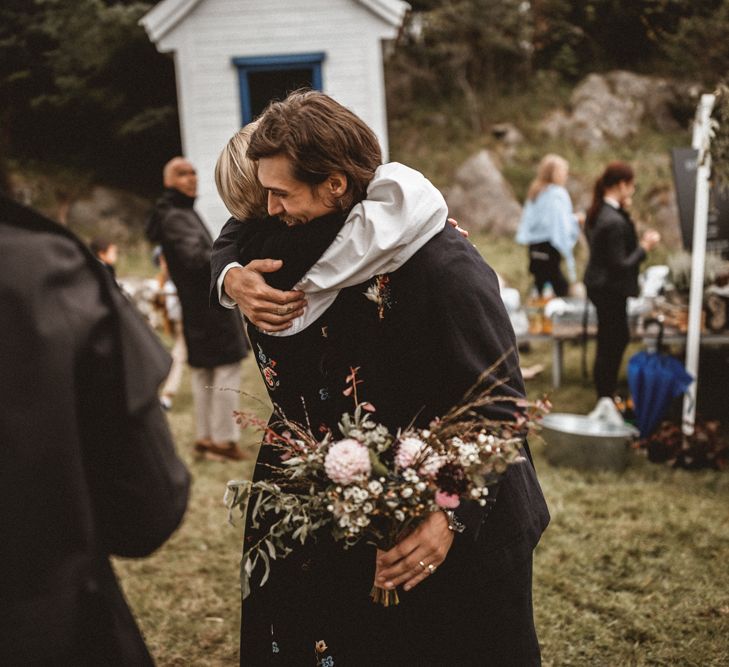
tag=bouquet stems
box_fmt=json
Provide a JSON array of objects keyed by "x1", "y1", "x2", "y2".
[{"x1": 370, "y1": 585, "x2": 400, "y2": 607}]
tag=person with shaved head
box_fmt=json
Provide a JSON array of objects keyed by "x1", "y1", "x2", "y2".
[{"x1": 146, "y1": 157, "x2": 248, "y2": 461}]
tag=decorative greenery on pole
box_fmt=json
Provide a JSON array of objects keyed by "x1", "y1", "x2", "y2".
[{"x1": 710, "y1": 84, "x2": 729, "y2": 189}]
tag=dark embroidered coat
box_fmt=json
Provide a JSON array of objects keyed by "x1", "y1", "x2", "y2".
[{"x1": 212, "y1": 217, "x2": 550, "y2": 666}]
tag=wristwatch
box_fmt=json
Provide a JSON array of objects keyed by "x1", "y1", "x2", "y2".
[{"x1": 442, "y1": 509, "x2": 466, "y2": 533}]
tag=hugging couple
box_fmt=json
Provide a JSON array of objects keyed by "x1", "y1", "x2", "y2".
[{"x1": 211, "y1": 90, "x2": 549, "y2": 667}]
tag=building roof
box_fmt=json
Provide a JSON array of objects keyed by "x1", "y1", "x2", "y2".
[{"x1": 140, "y1": 0, "x2": 410, "y2": 44}]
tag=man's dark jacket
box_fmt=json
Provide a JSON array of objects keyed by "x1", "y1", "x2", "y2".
[
  {"x1": 584, "y1": 202, "x2": 645, "y2": 297},
  {"x1": 0, "y1": 196, "x2": 190, "y2": 665},
  {"x1": 147, "y1": 188, "x2": 247, "y2": 368}
]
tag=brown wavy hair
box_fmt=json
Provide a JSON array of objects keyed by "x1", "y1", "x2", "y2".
[
  {"x1": 246, "y1": 90, "x2": 382, "y2": 209},
  {"x1": 585, "y1": 161, "x2": 635, "y2": 230}
]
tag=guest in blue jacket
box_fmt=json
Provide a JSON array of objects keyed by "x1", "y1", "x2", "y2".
[{"x1": 516, "y1": 154, "x2": 582, "y2": 297}]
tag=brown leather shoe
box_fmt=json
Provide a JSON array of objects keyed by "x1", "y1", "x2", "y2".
[
  {"x1": 203, "y1": 441, "x2": 249, "y2": 461},
  {"x1": 193, "y1": 439, "x2": 213, "y2": 459}
]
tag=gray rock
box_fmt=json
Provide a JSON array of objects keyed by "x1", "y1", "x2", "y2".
[
  {"x1": 443, "y1": 150, "x2": 522, "y2": 235},
  {"x1": 543, "y1": 70, "x2": 692, "y2": 150},
  {"x1": 491, "y1": 122, "x2": 524, "y2": 162}
]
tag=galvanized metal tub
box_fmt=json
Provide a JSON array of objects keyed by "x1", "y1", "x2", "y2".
[{"x1": 541, "y1": 413, "x2": 638, "y2": 472}]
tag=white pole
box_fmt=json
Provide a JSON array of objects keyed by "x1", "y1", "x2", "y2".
[{"x1": 682, "y1": 93, "x2": 715, "y2": 435}]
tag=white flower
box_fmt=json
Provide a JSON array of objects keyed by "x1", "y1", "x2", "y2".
[
  {"x1": 420, "y1": 454, "x2": 446, "y2": 478},
  {"x1": 458, "y1": 442, "x2": 480, "y2": 467},
  {"x1": 395, "y1": 437, "x2": 427, "y2": 469},
  {"x1": 416, "y1": 482, "x2": 427, "y2": 492},
  {"x1": 394, "y1": 510, "x2": 405, "y2": 522},
  {"x1": 324, "y1": 439, "x2": 372, "y2": 485},
  {"x1": 368, "y1": 480, "x2": 383, "y2": 495},
  {"x1": 401, "y1": 487, "x2": 414, "y2": 498},
  {"x1": 363, "y1": 502, "x2": 374, "y2": 513}
]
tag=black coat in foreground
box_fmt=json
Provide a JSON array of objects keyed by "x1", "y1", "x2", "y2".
[
  {"x1": 0, "y1": 196, "x2": 190, "y2": 666},
  {"x1": 147, "y1": 188, "x2": 247, "y2": 368},
  {"x1": 213, "y1": 217, "x2": 550, "y2": 666}
]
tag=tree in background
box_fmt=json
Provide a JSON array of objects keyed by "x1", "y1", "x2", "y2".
[
  {"x1": 390, "y1": 0, "x2": 533, "y2": 130},
  {"x1": 532, "y1": 0, "x2": 729, "y2": 84},
  {"x1": 0, "y1": 0, "x2": 180, "y2": 193}
]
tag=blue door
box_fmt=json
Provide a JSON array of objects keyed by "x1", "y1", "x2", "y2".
[{"x1": 234, "y1": 52, "x2": 325, "y2": 124}]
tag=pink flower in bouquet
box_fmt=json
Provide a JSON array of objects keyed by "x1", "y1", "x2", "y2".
[
  {"x1": 435, "y1": 490, "x2": 460, "y2": 509},
  {"x1": 395, "y1": 437, "x2": 426, "y2": 469},
  {"x1": 324, "y1": 439, "x2": 372, "y2": 484}
]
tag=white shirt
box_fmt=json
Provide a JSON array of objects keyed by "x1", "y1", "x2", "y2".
[{"x1": 217, "y1": 162, "x2": 448, "y2": 336}]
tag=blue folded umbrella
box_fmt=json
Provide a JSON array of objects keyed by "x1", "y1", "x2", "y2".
[{"x1": 628, "y1": 329, "x2": 693, "y2": 439}]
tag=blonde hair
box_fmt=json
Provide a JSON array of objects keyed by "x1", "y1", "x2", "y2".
[
  {"x1": 527, "y1": 154, "x2": 569, "y2": 201},
  {"x1": 215, "y1": 121, "x2": 268, "y2": 220}
]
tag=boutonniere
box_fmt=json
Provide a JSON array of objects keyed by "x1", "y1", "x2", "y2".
[{"x1": 364, "y1": 274, "x2": 391, "y2": 320}]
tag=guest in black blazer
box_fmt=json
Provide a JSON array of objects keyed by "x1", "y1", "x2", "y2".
[
  {"x1": 0, "y1": 194, "x2": 190, "y2": 665},
  {"x1": 583, "y1": 161, "x2": 661, "y2": 399}
]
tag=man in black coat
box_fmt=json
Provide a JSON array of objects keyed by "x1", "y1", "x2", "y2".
[
  {"x1": 147, "y1": 157, "x2": 249, "y2": 461},
  {"x1": 0, "y1": 194, "x2": 190, "y2": 665}
]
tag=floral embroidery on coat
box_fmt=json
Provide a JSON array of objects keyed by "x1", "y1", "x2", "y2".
[
  {"x1": 256, "y1": 343, "x2": 280, "y2": 390},
  {"x1": 315, "y1": 640, "x2": 334, "y2": 666},
  {"x1": 364, "y1": 274, "x2": 392, "y2": 320}
]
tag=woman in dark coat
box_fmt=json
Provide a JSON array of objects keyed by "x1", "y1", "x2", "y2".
[
  {"x1": 583, "y1": 161, "x2": 661, "y2": 399},
  {"x1": 220, "y1": 215, "x2": 549, "y2": 667}
]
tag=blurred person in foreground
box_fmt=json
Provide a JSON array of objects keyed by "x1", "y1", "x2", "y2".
[
  {"x1": 212, "y1": 91, "x2": 549, "y2": 666},
  {"x1": 584, "y1": 161, "x2": 661, "y2": 400},
  {"x1": 516, "y1": 153, "x2": 582, "y2": 297},
  {"x1": 0, "y1": 192, "x2": 189, "y2": 665},
  {"x1": 146, "y1": 157, "x2": 249, "y2": 461}
]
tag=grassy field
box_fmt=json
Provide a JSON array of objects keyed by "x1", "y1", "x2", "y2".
[{"x1": 113, "y1": 233, "x2": 729, "y2": 665}]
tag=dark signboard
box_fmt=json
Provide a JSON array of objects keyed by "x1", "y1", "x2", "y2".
[{"x1": 671, "y1": 147, "x2": 729, "y2": 256}]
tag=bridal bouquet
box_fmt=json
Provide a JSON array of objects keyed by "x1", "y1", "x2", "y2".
[{"x1": 225, "y1": 361, "x2": 549, "y2": 605}]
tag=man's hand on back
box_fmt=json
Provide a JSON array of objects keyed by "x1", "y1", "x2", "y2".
[{"x1": 224, "y1": 259, "x2": 306, "y2": 332}]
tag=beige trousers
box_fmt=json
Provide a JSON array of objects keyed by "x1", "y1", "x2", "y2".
[
  {"x1": 161, "y1": 322, "x2": 186, "y2": 398},
  {"x1": 189, "y1": 361, "x2": 241, "y2": 444}
]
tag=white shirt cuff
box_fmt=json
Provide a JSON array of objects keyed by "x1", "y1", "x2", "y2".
[{"x1": 217, "y1": 262, "x2": 243, "y2": 308}]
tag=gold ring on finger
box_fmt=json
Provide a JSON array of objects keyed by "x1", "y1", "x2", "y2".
[
  {"x1": 427, "y1": 563, "x2": 437, "y2": 574},
  {"x1": 417, "y1": 560, "x2": 427, "y2": 571}
]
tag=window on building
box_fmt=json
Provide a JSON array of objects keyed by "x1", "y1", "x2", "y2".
[{"x1": 233, "y1": 53, "x2": 325, "y2": 124}]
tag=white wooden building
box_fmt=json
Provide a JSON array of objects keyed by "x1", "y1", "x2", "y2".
[{"x1": 140, "y1": 0, "x2": 409, "y2": 232}]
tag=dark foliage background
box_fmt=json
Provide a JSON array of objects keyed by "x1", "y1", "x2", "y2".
[
  {"x1": 0, "y1": 0, "x2": 180, "y2": 193},
  {"x1": 3, "y1": 0, "x2": 729, "y2": 191}
]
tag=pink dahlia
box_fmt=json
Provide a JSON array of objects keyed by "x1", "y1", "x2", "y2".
[
  {"x1": 435, "y1": 490, "x2": 460, "y2": 509},
  {"x1": 324, "y1": 439, "x2": 371, "y2": 484},
  {"x1": 395, "y1": 437, "x2": 427, "y2": 469}
]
